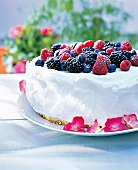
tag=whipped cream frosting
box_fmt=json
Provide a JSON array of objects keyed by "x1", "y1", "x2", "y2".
[{"x1": 26, "y1": 57, "x2": 138, "y2": 125}]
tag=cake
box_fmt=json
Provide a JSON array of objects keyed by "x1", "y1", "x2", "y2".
[{"x1": 25, "y1": 40, "x2": 138, "y2": 132}]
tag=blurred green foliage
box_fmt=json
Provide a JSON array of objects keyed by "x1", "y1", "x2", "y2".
[
  {"x1": 26, "y1": 0, "x2": 138, "y2": 47},
  {"x1": 5, "y1": 0, "x2": 138, "y2": 66}
]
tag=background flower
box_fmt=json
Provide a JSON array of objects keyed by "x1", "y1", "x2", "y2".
[
  {"x1": 8, "y1": 25, "x2": 23, "y2": 39},
  {"x1": 13, "y1": 60, "x2": 27, "y2": 73}
]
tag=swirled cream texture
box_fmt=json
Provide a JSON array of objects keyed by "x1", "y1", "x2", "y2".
[{"x1": 25, "y1": 57, "x2": 138, "y2": 125}]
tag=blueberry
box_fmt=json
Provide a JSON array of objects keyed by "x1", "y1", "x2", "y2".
[
  {"x1": 94, "y1": 49, "x2": 100, "y2": 54},
  {"x1": 83, "y1": 64, "x2": 92, "y2": 73},
  {"x1": 51, "y1": 43, "x2": 61, "y2": 52},
  {"x1": 107, "y1": 64, "x2": 117, "y2": 73},
  {"x1": 99, "y1": 51, "x2": 106, "y2": 55},
  {"x1": 114, "y1": 47, "x2": 121, "y2": 51},
  {"x1": 132, "y1": 50, "x2": 137, "y2": 55},
  {"x1": 35, "y1": 59, "x2": 44, "y2": 67},
  {"x1": 67, "y1": 51, "x2": 76, "y2": 57},
  {"x1": 78, "y1": 54, "x2": 85, "y2": 63},
  {"x1": 115, "y1": 42, "x2": 121, "y2": 47},
  {"x1": 60, "y1": 61, "x2": 66, "y2": 71}
]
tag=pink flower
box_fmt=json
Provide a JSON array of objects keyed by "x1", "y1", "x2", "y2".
[
  {"x1": 123, "y1": 114, "x2": 138, "y2": 129},
  {"x1": 104, "y1": 117, "x2": 126, "y2": 132},
  {"x1": 8, "y1": 25, "x2": 23, "y2": 39},
  {"x1": 19, "y1": 80, "x2": 26, "y2": 94},
  {"x1": 63, "y1": 116, "x2": 85, "y2": 132},
  {"x1": 87, "y1": 119, "x2": 100, "y2": 133},
  {"x1": 40, "y1": 27, "x2": 54, "y2": 36},
  {"x1": 13, "y1": 60, "x2": 27, "y2": 73}
]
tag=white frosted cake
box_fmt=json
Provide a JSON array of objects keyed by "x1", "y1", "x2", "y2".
[{"x1": 25, "y1": 40, "x2": 138, "y2": 127}]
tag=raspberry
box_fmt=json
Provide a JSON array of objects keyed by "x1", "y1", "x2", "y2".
[
  {"x1": 97, "y1": 54, "x2": 111, "y2": 66},
  {"x1": 94, "y1": 40, "x2": 105, "y2": 50},
  {"x1": 83, "y1": 40, "x2": 94, "y2": 48},
  {"x1": 60, "y1": 52, "x2": 72, "y2": 61},
  {"x1": 120, "y1": 60, "x2": 131, "y2": 71},
  {"x1": 59, "y1": 46, "x2": 73, "y2": 56},
  {"x1": 130, "y1": 55, "x2": 138, "y2": 66},
  {"x1": 60, "y1": 44, "x2": 67, "y2": 49},
  {"x1": 74, "y1": 43, "x2": 85, "y2": 55},
  {"x1": 40, "y1": 48, "x2": 53, "y2": 61},
  {"x1": 121, "y1": 41, "x2": 132, "y2": 51},
  {"x1": 106, "y1": 47, "x2": 115, "y2": 55},
  {"x1": 92, "y1": 59, "x2": 108, "y2": 75}
]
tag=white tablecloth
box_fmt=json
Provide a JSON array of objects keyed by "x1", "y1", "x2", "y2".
[{"x1": 0, "y1": 74, "x2": 138, "y2": 170}]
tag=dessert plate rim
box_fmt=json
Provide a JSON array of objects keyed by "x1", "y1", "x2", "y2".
[{"x1": 17, "y1": 93, "x2": 138, "y2": 137}]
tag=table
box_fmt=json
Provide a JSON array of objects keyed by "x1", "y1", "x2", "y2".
[{"x1": 0, "y1": 74, "x2": 138, "y2": 170}]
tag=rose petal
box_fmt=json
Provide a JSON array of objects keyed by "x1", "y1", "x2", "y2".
[
  {"x1": 123, "y1": 114, "x2": 138, "y2": 128},
  {"x1": 87, "y1": 119, "x2": 100, "y2": 133},
  {"x1": 19, "y1": 80, "x2": 26, "y2": 94},
  {"x1": 104, "y1": 117, "x2": 126, "y2": 132}
]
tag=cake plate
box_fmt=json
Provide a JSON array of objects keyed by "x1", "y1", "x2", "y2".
[{"x1": 17, "y1": 93, "x2": 138, "y2": 137}]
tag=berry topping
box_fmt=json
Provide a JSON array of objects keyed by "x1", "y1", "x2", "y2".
[
  {"x1": 65, "y1": 58, "x2": 83, "y2": 73},
  {"x1": 130, "y1": 55, "x2": 138, "y2": 66},
  {"x1": 83, "y1": 64, "x2": 92, "y2": 73},
  {"x1": 92, "y1": 57, "x2": 108, "y2": 75},
  {"x1": 106, "y1": 47, "x2": 115, "y2": 55},
  {"x1": 107, "y1": 64, "x2": 117, "y2": 73},
  {"x1": 40, "y1": 48, "x2": 53, "y2": 61},
  {"x1": 46, "y1": 56, "x2": 61, "y2": 70},
  {"x1": 94, "y1": 40, "x2": 105, "y2": 50},
  {"x1": 60, "y1": 44, "x2": 67, "y2": 49},
  {"x1": 83, "y1": 40, "x2": 94, "y2": 48},
  {"x1": 74, "y1": 43, "x2": 85, "y2": 55},
  {"x1": 132, "y1": 50, "x2": 137, "y2": 56},
  {"x1": 60, "y1": 52, "x2": 72, "y2": 61},
  {"x1": 78, "y1": 53, "x2": 86, "y2": 63},
  {"x1": 51, "y1": 43, "x2": 61, "y2": 52},
  {"x1": 121, "y1": 41, "x2": 132, "y2": 51},
  {"x1": 35, "y1": 59, "x2": 44, "y2": 67},
  {"x1": 120, "y1": 60, "x2": 131, "y2": 71},
  {"x1": 97, "y1": 54, "x2": 111, "y2": 66}
]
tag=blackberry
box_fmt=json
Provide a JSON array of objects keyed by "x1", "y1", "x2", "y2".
[
  {"x1": 46, "y1": 56, "x2": 61, "y2": 70},
  {"x1": 103, "y1": 41, "x2": 114, "y2": 51},
  {"x1": 122, "y1": 51, "x2": 132, "y2": 60},
  {"x1": 65, "y1": 58, "x2": 83, "y2": 73},
  {"x1": 82, "y1": 47, "x2": 95, "y2": 52},
  {"x1": 109, "y1": 51, "x2": 128, "y2": 67},
  {"x1": 82, "y1": 47, "x2": 97, "y2": 66}
]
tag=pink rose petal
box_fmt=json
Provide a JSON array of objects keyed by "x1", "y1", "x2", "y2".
[
  {"x1": 104, "y1": 117, "x2": 126, "y2": 132},
  {"x1": 19, "y1": 80, "x2": 26, "y2": 94},
  {"x1": 87, "y1": 119, "x2": 100, "y2": 133},
  {"x1": 123, "y1": 114, "x2": 138, "y2": 128},
  {"x1": 63, "y1": 116, "x2": 85, "y2": 132}
]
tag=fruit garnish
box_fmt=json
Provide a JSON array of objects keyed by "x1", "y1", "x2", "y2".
[
  {"x1": 83, "y1": 40, "x2": 94, "y2": 48},
  {"x1": 107, "y1": 64, "x2": 117, "y2": 73},
  {"x1": 130, "y1": 55, "x2": 138, "y2": 66},
  {"x1": 94, "y1": 40, "x2": 105, "y2": 50},
  {"x1": 40, "y1": 48, "x2": 53, "y2": 61},
  {"x1": 74, "y1": 42, "x2": 85, "y2": 55},
  {"x1": 120, "y1": 60, "x2": 131, "y2": 71},
  {"x1": 35, "y1": 59, "x2": 44, "y2": 67},
  {"x1": 121, "y1": 41, "x2": 132, "y2": 51},
  {"x1": 92, "y1": 57, "x2": 108, "y2": 75},
  {"x1": 106, "y1": 47, "x2": 115, "y2": 55},
  {"x1": 60, "y1": 51, "x2": 72, "y2": 61}
]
